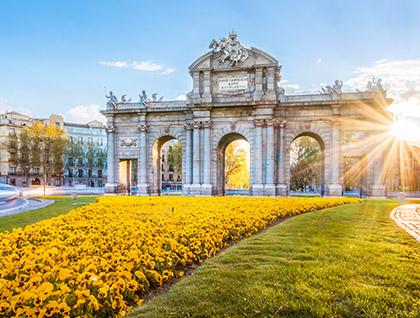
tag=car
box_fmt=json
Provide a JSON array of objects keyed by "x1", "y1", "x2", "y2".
[{"x1": 0, "y1": 183, "x2": 18, "y2": 200}]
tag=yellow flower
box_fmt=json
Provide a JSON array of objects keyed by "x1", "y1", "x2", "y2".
[{"x1": 0, "y1": 196, "x2": 358, "y2": 317}]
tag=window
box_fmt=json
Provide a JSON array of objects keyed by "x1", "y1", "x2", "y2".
[
  {"x1": 78, "y1": 158, "x2": 83, "y2": 165},
  {"x1": 33, "y1": 167, "x2": 40, "y2": 175},
  {"x1": 88, "y1": 169, "x2": 92, "y2": 178},
  {"x1": 9, "y1": 167, "x2": 16, "y2": 175},
  {"x1": 98, "y1": 159, "x2": 103, "y2": 167},
  {"x1": 98, "y1": 170, "x2": 103, "y2": 178},
  {"x1": 78, "y1": 137, "x2": 83, "y2": 144},
  {"x1": 88, "y1": 137, "x2": 93, "y2": 144},
  {"x1": 169, "y1": 174, "x2": 174, "y2": 181},
  {"x1": 68, "y1": 157, "x2": 74, "y2": 166},
  {"x1": 68, "y1": 169, "x2": 73, "y2": 178},
  {"x1": 78, "y1": 169, "x2": 83, "y2": 178},
  {"x1": 99, "y1": 138, "x2": 103, "y2": 145}
]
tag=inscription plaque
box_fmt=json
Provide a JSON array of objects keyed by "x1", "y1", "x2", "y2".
[{"x1": 218, "y1": 77, "x2": 248, "y2": 91}]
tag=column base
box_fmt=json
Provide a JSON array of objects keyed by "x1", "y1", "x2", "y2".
[
  {"x1": 105, "y1": 183, "x2": 119, "y2": 194},
  {"x1": 190, "y1": 184, "x2": 202, "y2": 195},
  {"x1": 137, "y1": 183, "x2": 150, "y2": 195},
  {"x1": 251, "y1": 184, "x2": 265, "y2": 196},
  {"x1": 325, "y1": 184, "x2": 343, "y2": 197},
  {"x1": 200, "y1": 184, "x2": 213, "y2": 195},
  {"x1": 182, "y1": 184, "x2": 191, "y2": 195},
  {"x1": 276, "y1": 184, "x2": 288, "y2": 196},
  {"x1": 264, "y1": 184, "x2": 276, "y2": 196},
  {"x1": 369, "y1": 184, "x2": 386, "y2": 197}
]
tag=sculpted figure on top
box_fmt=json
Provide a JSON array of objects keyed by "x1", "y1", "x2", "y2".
[{"x1": 209, "y1": 31, "x2": 249, "y2": 66}]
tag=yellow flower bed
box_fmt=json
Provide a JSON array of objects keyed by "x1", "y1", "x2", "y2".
[{"x1": 0, "y1": 196, "x2": 358, "y2": 317}]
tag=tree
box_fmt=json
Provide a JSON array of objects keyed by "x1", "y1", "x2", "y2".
[
  {"x1": 225, "y1": 140, "x2": 250, "y2": 189},
  {"x1": 6, "y1": 122, "x2": 68, "y2": 186},
  {"x1": 167, "y1": 141, "x2": 182, "y2": 175},
  {"x1": 290, "y1": 136, "x2": 322, "y2": 192}
]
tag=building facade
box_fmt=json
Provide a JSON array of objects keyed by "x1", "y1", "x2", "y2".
[
  {"x1": 63, "y1": 120, "x2": 107, "y2": 187},
  {"x1": 103, "y1": 32, "x2": 395, "y2": 197},
  {"x1": 0, "y1": 111, "x2": 107, "y2": 187}
]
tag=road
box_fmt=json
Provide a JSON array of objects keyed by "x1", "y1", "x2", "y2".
[{"x1": 0, "y1": 197, "x2": 29, "y2": 216}]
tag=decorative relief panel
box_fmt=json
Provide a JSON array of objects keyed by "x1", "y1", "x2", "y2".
[{"x1": 119, "y1": 137, "x2": 138, "y2": 147}]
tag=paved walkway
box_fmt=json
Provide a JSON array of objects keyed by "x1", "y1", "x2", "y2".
[
  {"x1": 0, "y1": 198, "x2": 54, "y2": 217},
  {"x1": 390, "y1": 204, "x2": 420, "y2": 242}
]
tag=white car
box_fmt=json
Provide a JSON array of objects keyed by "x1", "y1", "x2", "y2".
[{"x1": 0, "y1": 184, "x2": 18, "y2": 200}]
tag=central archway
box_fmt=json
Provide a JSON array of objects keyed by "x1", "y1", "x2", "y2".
[
  {"x1": 216, "y1": 132, "x2": 250, "y2": 196},
  {"x1": 152, "y1": 136, "x2": 182, "y2": 195},
  {"x1": 289, "y1": 133, "x2": 325, "y2": 196}
]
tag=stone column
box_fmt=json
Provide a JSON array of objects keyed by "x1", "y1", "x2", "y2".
[
  {"x1": 264, "y1": 120, "x2": 276, "y2": 196},
  {"x1": 327, "y1": 119, "x2": 343, "y2": 196},
  {"x1": 201, "y1": 121, "x2": 212, "y2": 195},
  {"x1": 253, "y1": 68, "x2": 263, "y2": 100},
  {"x1": 192, "y1": 72, "x2": 200, "y2": 99},
  {"x1": 369, "y1": 149, "x2": 385, "y2": 197},
  {"x1": 105, "y1": 125, "x2": 118, "y2": 193},
  {"x1": 191, "y1": 121, "x2": 201, "y2": 195},
  {"x1": 202, "y1": 71, "x2": 212, "y2": 103},
  {"x1": 137, "y1": 124, "x2": 149, "y2": 195},
  {"x1": 183, "y1": 123, "x2": 193, "y2": 195},
  {"x1": 276, "y1": 120, "x2": 287, "y2": 196},
  {"x1": 252, "y1": 119, "x2": 264, "y2": 195}
]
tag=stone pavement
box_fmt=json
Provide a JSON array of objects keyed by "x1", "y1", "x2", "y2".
[
  {"x1": 390, "y1": 204, "x2": 420, "y2": 242},
  {"x1": 0, "y1": 198, "x2": 54, "y2": 217}
]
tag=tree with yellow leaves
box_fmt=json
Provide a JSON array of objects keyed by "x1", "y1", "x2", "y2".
[
  {"x1": 224, "y1": 140, "x2": 250, "y2": 189},
  {"x1": 9, "y1": 122, "x2": 68, "y2": 186}
]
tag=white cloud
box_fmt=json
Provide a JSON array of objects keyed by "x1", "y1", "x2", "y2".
[
  {"x1": 279, "y1": 80, "x2": 301, "y2": 94},
  {"x1": 346, "y1": 58, "x2": 420, "y2": 118},
  {"x1": 176, "y1": 94, "x2": 187, "y2": 101},
  {"x1": 99, "y1": 60, "x2": 174, "y2": 75},
  {"x1": 65, "y1": 104, "x2": 106, "y2": 124},
  {"x1": 316, "y1": 57, "x2": 322, "y2": 64},
  {"x1": 0, "y1": 99, "x2": 33, "y2": 117}
]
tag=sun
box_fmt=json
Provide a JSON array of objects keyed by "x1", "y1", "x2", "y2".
[{"x1": 391, "y1": 118, "x2": 420, "y2": 144}]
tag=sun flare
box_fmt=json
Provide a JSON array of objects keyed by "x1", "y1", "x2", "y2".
[{"x1": 391, "y1": 119, "x2": 420, "y2": 143}]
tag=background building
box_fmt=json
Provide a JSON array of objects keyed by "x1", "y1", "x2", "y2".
[
  {"x1": 0, "y1": 111, "x2": 107, "y2": 187},
  {"x1": 63, "y1": 120, "x2": 107, "y2": 187}
]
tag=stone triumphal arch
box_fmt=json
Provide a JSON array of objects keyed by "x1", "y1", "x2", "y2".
[{"x1": 102, "y1": 32, "x2": 391, "y2": 197}]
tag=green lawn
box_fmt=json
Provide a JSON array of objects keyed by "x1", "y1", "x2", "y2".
[
  {"x1": 0, "y1": 196, "x2": 97, "y2": 232},
  {"x1": 132, "y1": 200, "x2": 419, "y2": 318}
]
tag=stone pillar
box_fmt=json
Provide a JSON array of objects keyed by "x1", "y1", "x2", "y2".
[
  {"x1": 252, "y1": 119, "x2": 264, "y2": 195},
  {"x1": 137, "y1": 124, "x2": 150, "y2": 195},
  {"x1": 182, "y1": 123, "x2": 192, "y2": 195},
  {"x1": 105, "y1": 125, "x2": 118, "y2": 193},
  {"x1": 253, "y1": 68, "x2": 263, "y2": 100},
  {"x1": 369, "y1": 150, "x2": 385, "y2": 197},
  {"x1": 276, "y1": 120, "x2": 288, "y2": 196},
  {"x1": 192, "y1": 72, "x2": 200, "y2": 99},
  {"x1": 327, "y1": 119, "x2": 343, "y2": 196},
  {"x1": 190, "y1": 121, "x2": 201, "y2": 195},
  {"x1": 264, "y1": 120, "x2": 276, "y2": 196},
  {"x1": 202, "y1": 71, "x2": 212, "y2": 103},
  {"x1": 201, "y1": 121, "x2": 212, "y2": 195},
  {"x1": 266, "y1": 68, "x2": 277, "y2": 100}
]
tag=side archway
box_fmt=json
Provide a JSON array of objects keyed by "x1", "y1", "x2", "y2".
[
  {"x1": 151, "y1": 135, "x2": 183, "y2": 195},
  {"x1": 215, "y1": 132, "x2": 250, "y2": 195}
]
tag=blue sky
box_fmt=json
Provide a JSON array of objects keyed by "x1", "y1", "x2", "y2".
[{"x1": 0, "y1": 0, "x2": 419, "y2": 123}]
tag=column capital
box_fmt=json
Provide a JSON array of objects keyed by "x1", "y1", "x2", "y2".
[
  {"x1": 330, "y1": 117, "x2": 341, "y2": 126},
  {"x1": 192, "y1": 121, "x2": 202, "y2": 129},
  {"x1": 202, "y1": 121, "x2": 212, "y2": 129},
  {"x1": 106, "y1": 126, "x2": 117, "y2": 134},
  {"x1": 254, "y1": 119, "x2": 265, "y2": 127},
  {"x1": 266, "y1": 119, "x2": 275, "y2": 127},
  {"x1": 274, "y1": 119, "x2": 287, "y2": 128},
  {"x1": 184, "y1": 122, "x2": 193, "y2": 130},
  {"x1": 138, "y1": 124, "x2": 149, "y2": 132}
]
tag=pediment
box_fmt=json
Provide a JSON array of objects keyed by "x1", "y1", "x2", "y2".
[{"x1": 189, "y1": 47, "x2": 279, "y2": 72}]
